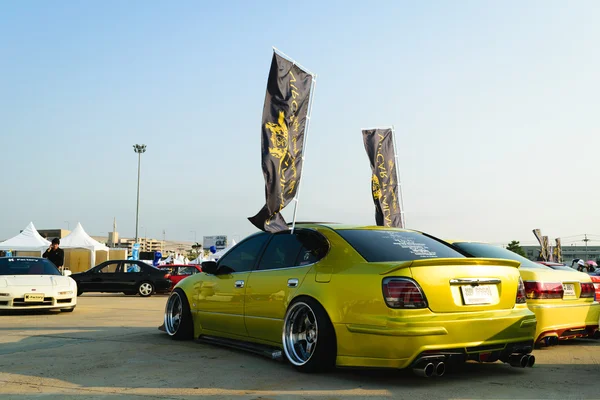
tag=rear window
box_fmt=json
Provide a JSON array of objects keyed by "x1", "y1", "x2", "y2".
[
  {"x1": 336, "y1": 230, "x2": 465, "y2": 262},
  {"x1": 0, "y1": 258, "x2": 61, "y2": 275},
  {"x1": 453, "y1": 242, "x2": 550, "y2": 270}
]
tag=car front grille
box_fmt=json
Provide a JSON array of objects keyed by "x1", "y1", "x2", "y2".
[
  {"x1": 0, "y1": 301, "x2": 8, "y2": 306},
  {"x1": 12, "y1": 297, "x2": 54, "y2": 307},
  {"x1": 57, "y1": 298, "x2": 72, "y2": 304}
]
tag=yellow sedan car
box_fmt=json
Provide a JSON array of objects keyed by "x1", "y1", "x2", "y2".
[
  {"x1": 163, "y1": 224, "x2": 537, "y2": 376},
  {"x1": 448, "y1": 241, "x2": 600, "y2": 345}
]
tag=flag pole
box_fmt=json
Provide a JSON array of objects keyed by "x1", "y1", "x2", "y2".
[
  {"x1": 271, "y1": 48, "x2": 318, "y2": 234},
  {"x1": 290, "y1": 75, "x2": 317, "y2": 234},
  {"x1": 391, "y1": 125, "x2": 406, "y2": 228}
]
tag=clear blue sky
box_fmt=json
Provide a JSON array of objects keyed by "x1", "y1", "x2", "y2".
[{"x1": 1, "y1": 1, "x2": 599, "y2": 246}]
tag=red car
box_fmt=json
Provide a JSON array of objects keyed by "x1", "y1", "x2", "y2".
[
  {"x1": 591, "y1": 276, "x2": 600, "y2": 300},
  {"x1": 158, "y1": 264, "x2": 202, "y2": 289}
]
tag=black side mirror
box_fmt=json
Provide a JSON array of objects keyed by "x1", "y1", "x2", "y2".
[{"x1": 201, "y1": 261, "x2": 218, "y2": 275}]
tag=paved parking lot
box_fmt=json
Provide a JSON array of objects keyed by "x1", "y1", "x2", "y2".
[{"x1": 0, "y1": 294, "x2": 598, "y2": 399}]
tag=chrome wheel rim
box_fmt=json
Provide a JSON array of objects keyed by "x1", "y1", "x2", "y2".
[
  {"x1": 165, "y1": 292, "x2": 183, "y2": 335},
  {"x1": 282, "y1": 302, "x2": 318, "y2": 366},
  {"x1": 139, "y1": 283, "x2": 153, "y2": 296}
]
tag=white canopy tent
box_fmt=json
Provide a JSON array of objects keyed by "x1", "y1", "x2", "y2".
[
  {"x1": 159, "y1": 253, "x2": 189, "y2": 265},
  {"x1": 0, "y1": 222, "x2": 51, "y2": 255},
  {"x1": 59, "y1": 222, "x2": 109, "y2": 267},
  {"x1": 212, "y1": 239, "x2": 237, "y2": 260},
  {"x1": 189, "y1": 256, "x2": 201, "y2": 264}
]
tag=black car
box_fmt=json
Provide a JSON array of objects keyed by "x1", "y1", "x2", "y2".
[{"x1": 71, "y1": 260, "x2": 172, "y2": 297}]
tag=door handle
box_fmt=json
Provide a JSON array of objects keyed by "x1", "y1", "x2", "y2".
[
  {"x1": 287, "y1": 278, "x2": 299, "y2": 288},
  {"x1": 234, "y1": 280, "x2": 245, "y2": 288}
]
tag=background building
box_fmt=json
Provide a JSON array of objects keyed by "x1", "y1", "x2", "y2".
[{"x1": 521, "y1": 245, "x2": 600, "y2": 263}]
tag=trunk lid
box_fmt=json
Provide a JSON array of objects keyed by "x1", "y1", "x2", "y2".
[
  {"x1": 395, "y1": 258, "x2": 522, "y2": 313},
  {"x1": 519, "y1": 267, "x2": 594, "y2": 302}
]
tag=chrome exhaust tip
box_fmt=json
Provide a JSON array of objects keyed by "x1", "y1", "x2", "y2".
[
  {"x1": 526, "y1": 354, "x2": 535, "y2": 368},
  {"x1": 413, "y1": 362, "x2": 435, "y2": 378},
  {"x1": 508, "y1": 353, "x2": 528, "y2": 368},
  {"x1": 434, "y1": 362, "x2": 445, "y2": 377},
  {"x1": 543, "y1": 336, "x2": 559, "y2": 346}
]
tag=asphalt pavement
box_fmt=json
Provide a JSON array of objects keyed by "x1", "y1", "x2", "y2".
[{"x1": 0, "y1": 294, "x2": 598, "y2": 399}]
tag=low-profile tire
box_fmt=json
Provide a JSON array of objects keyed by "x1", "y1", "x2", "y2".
[
  {"x1": 164, "y1": 288, "x2": 194, "y2": 340},
  {"x1": 138, "y1": 281, "x2": 154, "y2": 297},
  {"x1": 282, "y1": 297, "x2": 336, "y2": 373},
  {"x1": 61, "y1": 307, "x2": 75, "y2": 313}
]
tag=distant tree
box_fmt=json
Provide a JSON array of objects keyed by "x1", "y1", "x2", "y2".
[{"x1": 506, "y1": 240, "x2": 527, "y2": 257}]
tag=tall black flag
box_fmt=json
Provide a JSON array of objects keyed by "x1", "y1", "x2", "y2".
[
  {"x1": 362, "y1": 128, "x2": 403, "y2": 228},
  {"x1": 249, "y1": 52, "x2": 314, "y2": 232}
]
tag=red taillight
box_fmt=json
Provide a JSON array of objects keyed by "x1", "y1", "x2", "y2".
[
  {"x1": 523, "y1": 281, "x2": 563, "y2": 299},
  {"x1": 580, "y1": 282, "x2": 595, "y2": 299},
  {"x1": 516, "y1": 277, "x2": 527, "y2": 304},
  {"x1": 382, "y1": 278, "x2": 427, "y2": 309},
  {"x1": 593, "y1": 283, "x2": 600, "y2": 301}
]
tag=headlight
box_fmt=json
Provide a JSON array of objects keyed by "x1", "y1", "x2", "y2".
[{"x1": 58, "y1": 291, "x2": 73, "y2": 295}]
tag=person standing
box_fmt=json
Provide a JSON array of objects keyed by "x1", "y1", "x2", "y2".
[{"x1": 43, "y1": 238, "x2": 65, "y2": 271}]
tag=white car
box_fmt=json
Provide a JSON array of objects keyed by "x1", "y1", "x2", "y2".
[{"x1": 0, "y1": 257, "x2": 77, "y2": 312}]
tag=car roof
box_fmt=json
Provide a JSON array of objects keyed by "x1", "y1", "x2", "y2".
[
  {"x1": 0, "y1": 256, "x2": 44, "y2": 260},
  {"x1": 294, "y1": 223, "x2": 416, "y2": 232}
]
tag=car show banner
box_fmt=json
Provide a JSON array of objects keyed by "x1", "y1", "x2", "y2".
[
  {"x1": 362, "y1": 128, "x2": 403, "y2": 228},
  {"x1": 203, "y1": 235, "x2": 227, "y2": 250},
  {"x1": 249, "y1": 51, "x2": 314, "y2": 232},
  {"x1": 532, "y1": 229, "x2": 545, "y2": 260},
  {"x1": 554, "y1": 238, "x2": 562, "y2": 263},
  {"x1": 542, "y1": 235, "x2": 550, "y2": 261}
]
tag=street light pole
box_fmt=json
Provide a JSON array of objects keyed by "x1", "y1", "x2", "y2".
[{"x1": 133, "y1": 144, "x2": 147, "y2": 243}]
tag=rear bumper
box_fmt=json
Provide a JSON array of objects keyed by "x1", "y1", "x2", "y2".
[
  {"x1": 528, "y1": 301, "x2": 600, "y2": 342},
  {"x1": 334, "y1": 307, "x2": 536, "y2": 369}
]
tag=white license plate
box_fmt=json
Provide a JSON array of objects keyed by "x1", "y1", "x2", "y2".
[
  {"x1": 562, "y1": 283, "x2": 575, "y2": 297},
  {"x1": 24, "y1": 293, "x2": 45, "y2": 302},
  {"x1": 461, "y1": 285, "x2": 493, "y2": 305}
]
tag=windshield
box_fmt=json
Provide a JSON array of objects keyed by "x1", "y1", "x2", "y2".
[
  {"x1": 0, "y1": 258, "x2": 62, "y2": 276},
  {"x1": 336, "y1": 229, "x2": 465, "y2": 262},
  {"x1": 452, "y1": 242, "x2": 550, "y2": 269}
]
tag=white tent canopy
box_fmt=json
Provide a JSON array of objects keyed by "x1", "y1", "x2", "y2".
[
  {"x1": 212, "y1": 239, "x2": 237, "y2": 259},
  {"x1": 60, "y1": 222, "x2": 109, "y2": 267},
  {"x1": 0, "y1": 222, "x2": 51, "y2": 254}
]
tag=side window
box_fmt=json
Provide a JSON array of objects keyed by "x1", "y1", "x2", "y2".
[
  {"x1": 295, "y1": 230, "x2": 330, "y2": 266},
  {"x1": 96, "y1": 262, "x2": 119, "y2": 273},
  {"x1": 179, "y1": 266, "x2": 197, "y2": 275},
  {"x1": 258, "y1": 234, "x2": 304, "y2": 271},
  {"x1": 217, "y1": 234, "x2": 270, "y2": 273},
  {"x1": 161, "y1": 266, "x2": 175, "y2": 275},
  {"x1": 122, "y1": 262, "x2": 142, "y2": 273}
]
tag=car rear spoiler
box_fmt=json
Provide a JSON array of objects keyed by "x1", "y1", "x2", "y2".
[{"x1": 379, "y1": 258, "x2": 521, "y2": 275}]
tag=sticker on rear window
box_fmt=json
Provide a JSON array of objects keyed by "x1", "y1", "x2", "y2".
[{"x1": 385, "y1": 233, "x2": 438, "y2": 258}]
